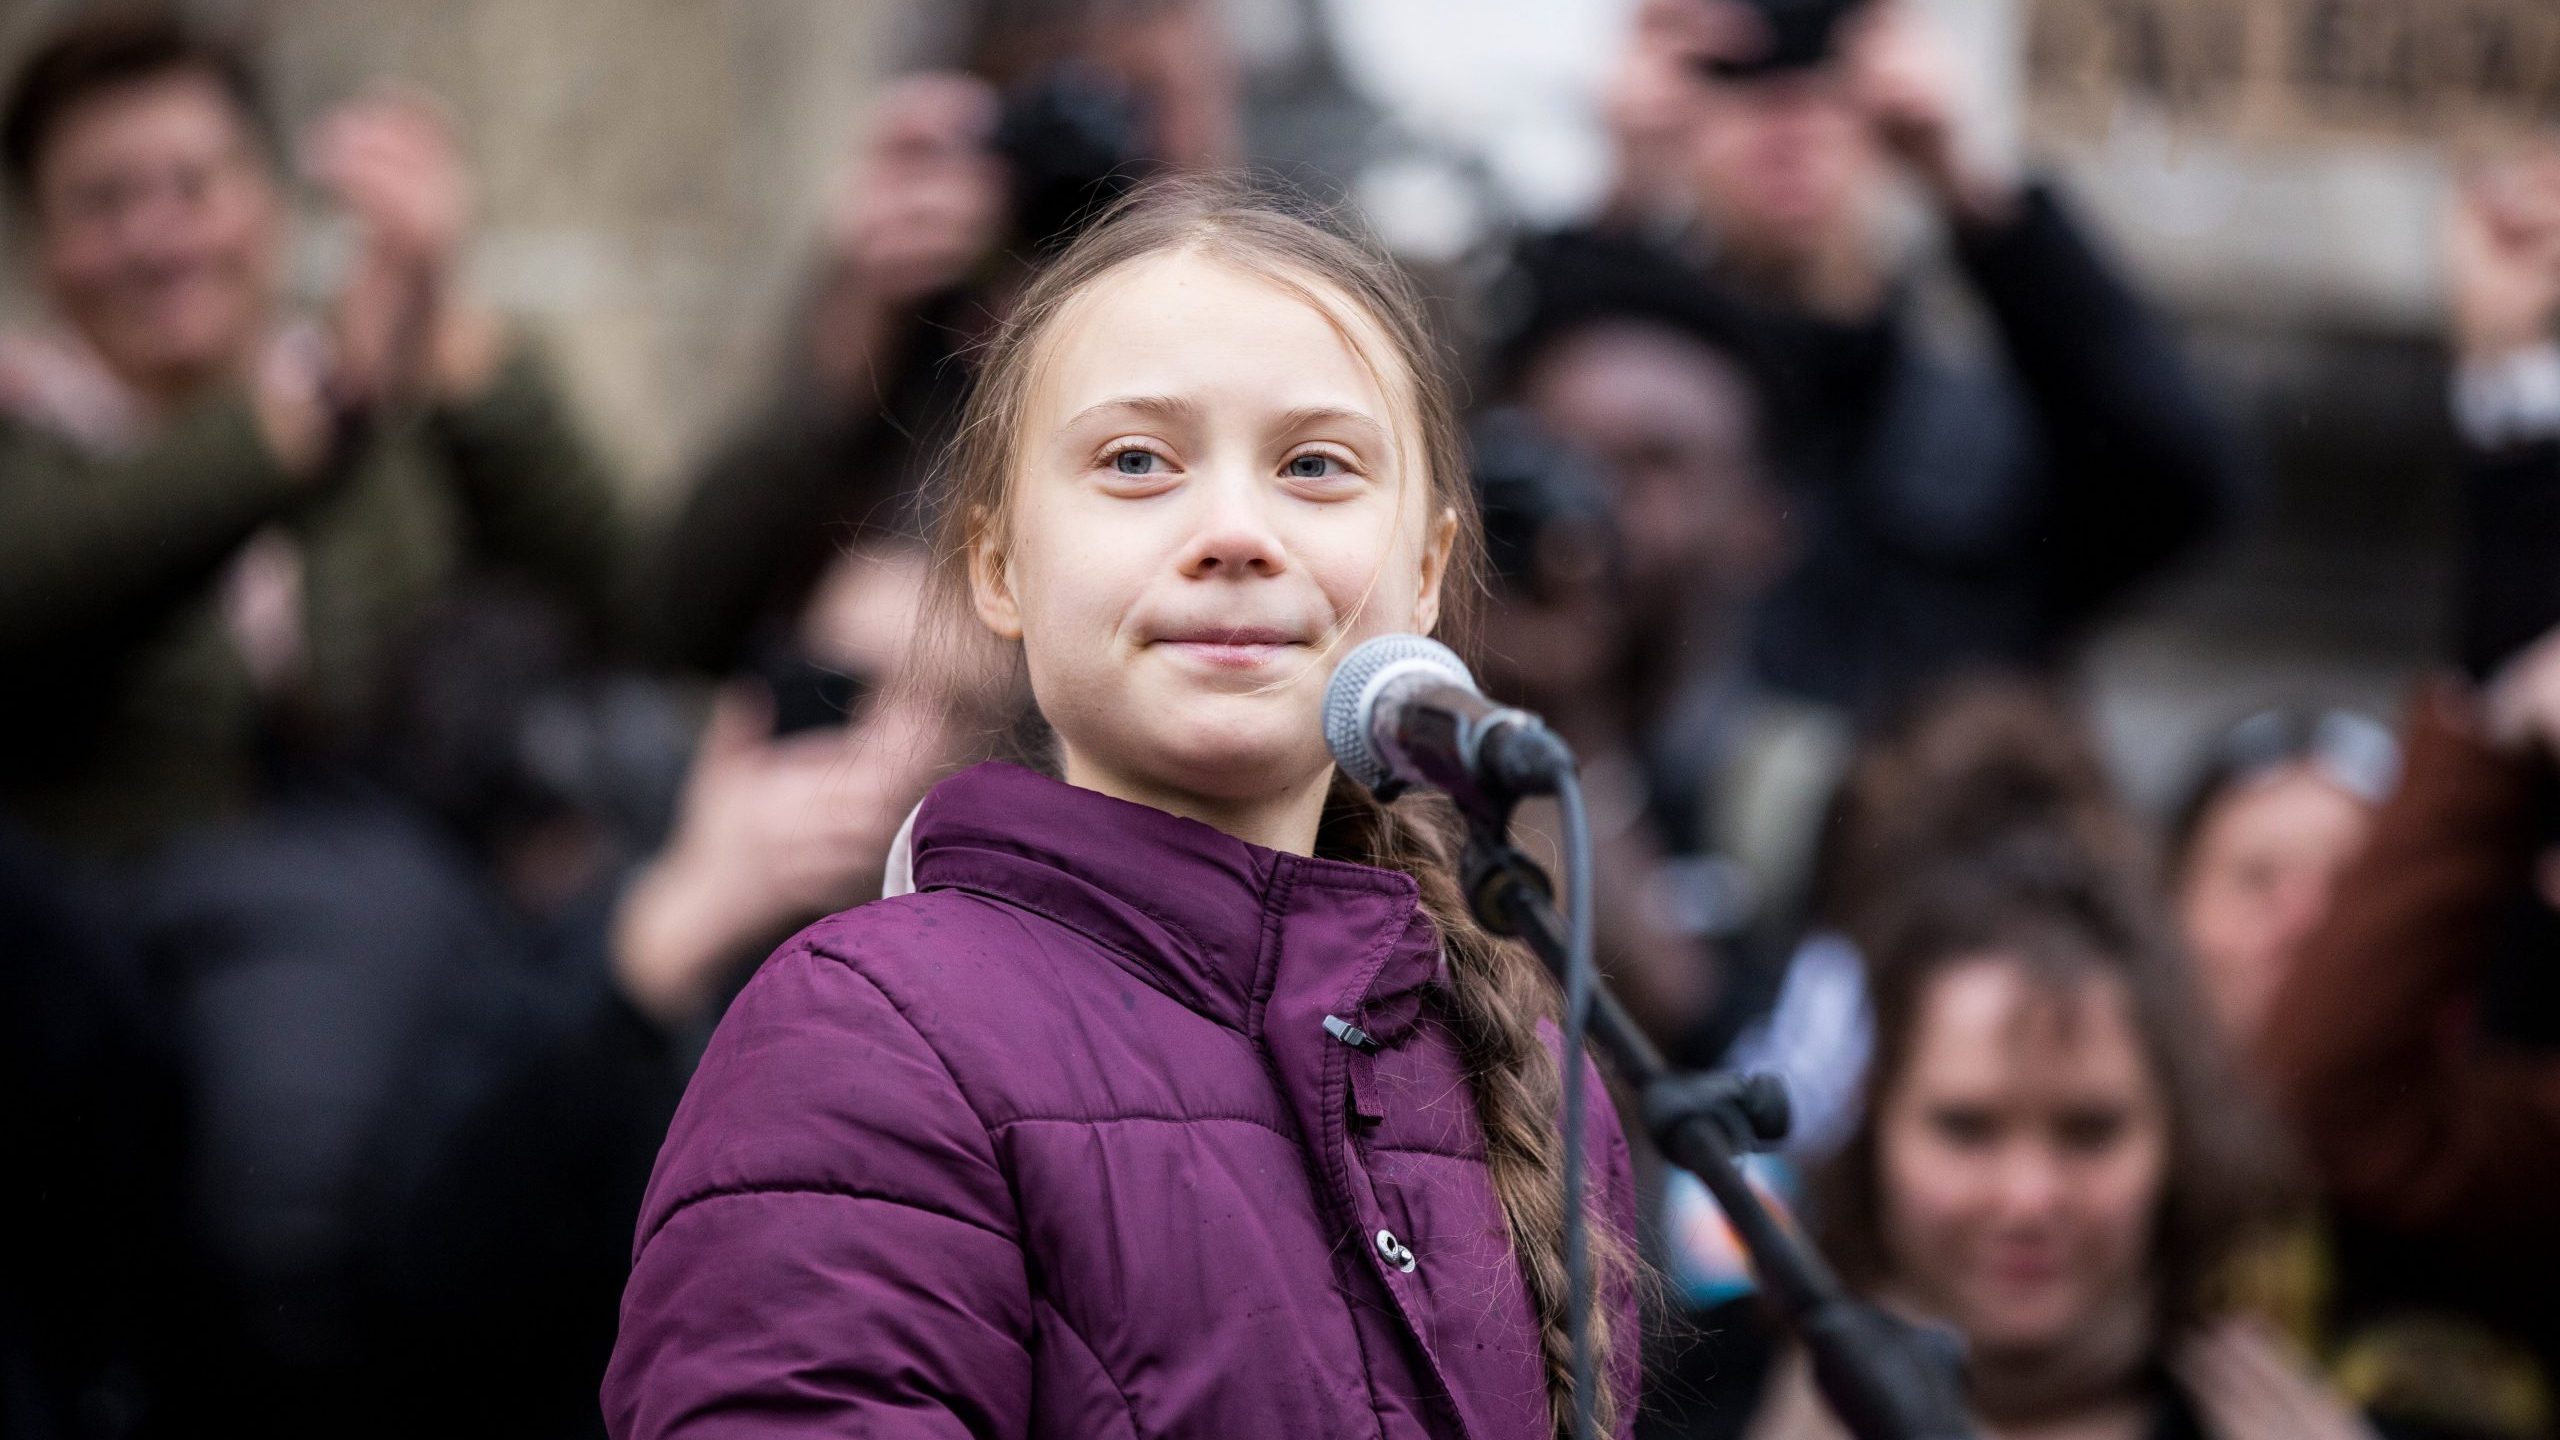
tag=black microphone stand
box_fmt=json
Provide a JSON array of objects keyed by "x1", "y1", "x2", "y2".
[{"x1": 1456, "y1": 823, "x2": 1977, "y2": 1440}]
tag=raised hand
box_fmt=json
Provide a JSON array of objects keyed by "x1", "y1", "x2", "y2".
[
  {"x1": 306, "y1": 92, "x2": 500, "y2": 407},
  {"x1": 1844, "y1": 1, "x2": 2016, "y2": 228},
  {"x1": 2484, "y1": 621, "x2": 2560, "y2": 761},
  {"x1": 2447, "y1": 148, "x2": 2560, "y2": 365},
  {"x1": 611, "y1": 684, "x2": 959, "y2": 1027},
  {"x1": 805, "y1": 73, "x2": 1007, "y2": 395}
]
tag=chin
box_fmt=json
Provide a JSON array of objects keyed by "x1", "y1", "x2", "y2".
[
  {"x1": 1143, "y1": 714, "x2": 1327, "y2": 803},
  {"x1": 106, "y1": 322, "x2": 240, "y2": 392},
  {"x1": 1954, "y1": 1296, "x2": 2088, "y2": 1356}
]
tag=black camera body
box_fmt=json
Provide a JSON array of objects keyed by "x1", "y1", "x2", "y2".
[
  {"x1": 992, "y1": 65, "x2": 1156, "y2": 256},
  {"x1": 1700, "y1": 0, "x2": 1872, "y2": 80},
  {"x1": 1470, "y1": 409, "x2": 1620, "y2": 604}
]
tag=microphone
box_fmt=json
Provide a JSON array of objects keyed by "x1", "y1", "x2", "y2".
[{"x1": 1323, "y1": 634, "x2": 1573, "y2": 816}]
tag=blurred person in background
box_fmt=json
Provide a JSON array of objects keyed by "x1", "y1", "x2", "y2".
[
  {"x1": 2233, "y1": 148, "x2": 2560, "y2": 1440},
  {"x1": 1592, "y1": 0, "x2": 2246, "y2": 716},
  {"x1": 2166, "y1": 709, "x2": 2394, "y2": 1048},
  {"x1": 626, "y1": 0, "x2": 1242, "y2": 678},
  {"x1": 1475, "y1": 229, "x2": 1839, "y2": 1065},
  {"x1": 1641, "y1": 710, "x2": 2357, "y2": 1440},
  {"x1": 22, "y1": 533, "x2": 963, "y2": 1438},
  {"x1": 0, "y1": 10, "x2": 957, "y2": 1436},
  {"x1": 0, "y1": 4, "x2": 623, "y2": 861},
  {"x1": 334, "y1": 537, "x2": 967, "y2": 1440},
  {"x1": 0, "y1": 823, "x2": 189, "y2": 1440},
  {"x1": 1641, "y1": 679, "x2": 2166, "y2": 1440},
  {"x1": 1729, "y1": 843, "x2": 2359, "y2": 1440}
]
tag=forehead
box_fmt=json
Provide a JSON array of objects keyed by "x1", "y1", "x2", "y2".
[
  {"x1": 2202, "y1": 764, "x2": 2372, "y2": 850},
  {"x1": 1525, "y1": 323, "x2": 1756, "y2": 433},
  {"x1": 1898, "y1": 957, "x2": 2156, "y2": 1103},
  {"x1": 37, "y1": 70, "x2": 257, "y2": 183},
  {"x1": 1029, "y1": 248, "x2": 1407, "y2": 431}
]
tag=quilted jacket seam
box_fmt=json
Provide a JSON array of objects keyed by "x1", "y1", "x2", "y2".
[
  {"x1": 637, "y1": 1181, "x2": 1015, "y2": 1254},
  {"x1": 926, "y1": 883, "x2": 1255, "y2": 1036},
  {"x1": 806, "y1": 937, "x2": 1009, "y2": 1144},
  {"x1": 992, "y1": 1112, "x2": 1295, "y2": 1139},
  {"x1": 1035, "y1": 1298, "x2": 1143, "y2": 1440}
]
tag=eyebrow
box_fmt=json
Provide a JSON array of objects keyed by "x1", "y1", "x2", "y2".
[
  {"x1": 1271, "y1": 405, "x2": 1391, "y2": 453},
  {"x1": 1060, "y1": 394, "x2": 1205, "y2": 432},
  {"x1": 1057, "y1": 395, "x2": 1392, "y2": 453}
]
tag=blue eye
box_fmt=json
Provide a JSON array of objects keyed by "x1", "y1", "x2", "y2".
[
  {"x1": 1286, "y1": 454, "x2": 1340, "y2": 479},
  {"x1": 1113, "y1": 449, "x2": 1159, "y2": 476}
]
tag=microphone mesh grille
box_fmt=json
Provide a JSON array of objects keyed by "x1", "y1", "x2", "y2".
[{"x1": 1322, "y1": 634, "x2": 1474, "y2": 791}]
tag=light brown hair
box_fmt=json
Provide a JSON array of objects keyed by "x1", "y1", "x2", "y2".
[{"x1": 917, "y1": 174, "x2": 1633, "y2": 1434}]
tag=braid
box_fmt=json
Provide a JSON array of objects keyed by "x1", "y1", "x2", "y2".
[{"x1": 1319, "y1": 775, "x2": 1634, "y2": 1437}]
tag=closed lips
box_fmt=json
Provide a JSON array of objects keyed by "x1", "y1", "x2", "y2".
[{"x1": 1154, "y1": 627, "x2": 1307, "y2": 669}]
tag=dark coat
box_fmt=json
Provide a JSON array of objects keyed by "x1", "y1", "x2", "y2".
[
  {"x1": 606, "y1": 762, "x2": 1640, "y2": 1439},
  {"x1": 1747, "y1": 186, "x2": 2248, "y2": 716}
]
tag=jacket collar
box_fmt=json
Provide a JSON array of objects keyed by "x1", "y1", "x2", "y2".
[{"x1": 908, "y1": 762, "x2": 1440, "y2": 1036}]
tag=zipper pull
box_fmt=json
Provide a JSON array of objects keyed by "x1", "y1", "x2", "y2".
[{"x1": 1324, "y1": 1014, "x2": 1380, "y2": 1053}]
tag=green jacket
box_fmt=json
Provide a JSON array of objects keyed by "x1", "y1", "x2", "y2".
[{"x1": 0, "y1": 342, "x2": 624, "y2": 857}]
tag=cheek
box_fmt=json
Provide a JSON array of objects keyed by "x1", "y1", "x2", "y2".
[
  {"x1": 2182, "y1": 867, "x2": 2263, "y2": 948},
  {"x1": 1877, "y1": 1124, "x2": 1982, "y2": 1258},
  {"x1": 1009, "y1": 548, "x2": 1141, "y2": 678},
  {"x1": 212, "y1": 190, "x2": 283, "y2": 271},
  {"x1": 1307, "y1": 512, "x2": 1432, "y2": 638},
  {"x1": 39, "y1": 230, "x2": 119, "y2": 302},
  {"x1": 2081, "y1": 1135, "x2": 2168, "y2": 1261}
]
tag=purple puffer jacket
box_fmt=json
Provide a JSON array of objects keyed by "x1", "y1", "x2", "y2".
[{"x1": 605, "y1": 761, "x2": 1639, "y2": 1439}]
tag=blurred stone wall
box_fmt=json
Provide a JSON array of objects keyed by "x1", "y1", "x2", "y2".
[{"x1": 0, "y1": 0, "x2": 906, "y2": 505}]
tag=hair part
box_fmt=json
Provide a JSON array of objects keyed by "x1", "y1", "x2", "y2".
[
  {"x1": 2, "y1": 4, "x2": 276, "y2": 208},
  {"x1": 910, "y1": 173, "x2": 1633, "y2": 1433}
]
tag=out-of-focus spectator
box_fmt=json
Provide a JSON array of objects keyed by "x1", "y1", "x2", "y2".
[
  {"x1": 2445, "y1": 144, "x2": 2560, "y2": 1060},
  {"x1": 2167, "y1": 709, "x2": 2394, "y2": 1047},
  {"x1": 2231, "y1": 150, "x2": 2560, "y2": 1440},
  {"x1": 1643, "y1": 679, "x2": 2173, "y2": 1440},
  {"x1": 377, "y1": 548, "x2": 963, "y2": 1440},
  {"x1": 2447, "y1": 146, "x2": 2560, "y2": 690},
  {"x1": 612, "y1": 540, "x2": 967, "y2": 1026},
  {"x1": 100, "y1": 533, "x2": 961, "y2": 1439},
  {"x1": 2247, "y1": 658, "x2": 2560, "y2": 1440},
  {"x1": 0, "y1": 5, "x2": 624, "y2": 859},
  {"x1": 1730, "y1": 841, "x2": 2353, "y2": 1440},
  {"x1": 0, "y1": 823, "x2": 190, "y2": 1438},
  {"x1": 1594, "y1": 0, "x2": 2248, "y2": 716},
  {"x1": 1480, "y1": 227, "x2": 1839, "y2": 1054},
  {"x1": 625, "y1": 0, "x2": 1241, "y2": 677}
]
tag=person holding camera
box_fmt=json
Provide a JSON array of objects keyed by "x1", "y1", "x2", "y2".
[
  {"x1": 1601, "y1": 0, "x2": 2248, "y2": 717},
  {"x1": 626, "y1": 0, "x2": 1241, "y2": 678}
]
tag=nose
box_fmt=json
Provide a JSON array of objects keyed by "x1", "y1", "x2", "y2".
[
  {"x1": 1175, "y1": 467, "x2": 1286, "y2": 580},
  {"x1": 111, "y1": 182, "x2": 202, "y2": 270},
  {"x1": 2266, "y1": 867, "x2": 2334, "y2": 952},
  {"x1": 1988, "y1": 1142, "x2": 2067, "y2": 1225}
]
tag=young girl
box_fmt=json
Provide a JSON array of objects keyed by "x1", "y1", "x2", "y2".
[{"x1": 603, "y1": 183, "x2": 1640, "y2": 1439}]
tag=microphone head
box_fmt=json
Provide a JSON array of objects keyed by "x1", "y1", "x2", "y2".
[{"x1": 1323, "y1": 634, "x2": 1476, "y2": 793}]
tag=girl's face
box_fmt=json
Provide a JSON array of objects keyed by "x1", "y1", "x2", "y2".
[
  {"x1": 976, "y1": 249, "x2": 1454, "y2": 832},
  {"x1": 1876, "y1": 957, "x2": 2169, "y2": 1358}
]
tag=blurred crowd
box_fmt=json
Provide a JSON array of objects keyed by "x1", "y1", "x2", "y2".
[{"x1": 3, "y1": 2, "x2": 2558, "y2": 1440}]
